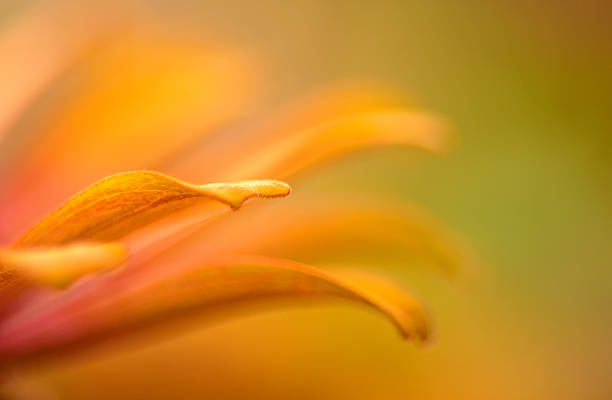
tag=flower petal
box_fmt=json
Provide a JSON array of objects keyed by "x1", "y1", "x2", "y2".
[
  {"x1": 173, "y1": 108, "x2": 450, "y2": 183},
  {"x1": 0, "y1": 25, "x2": 253, "y2": 243},
  {"x1": 224, "y1": 110, "x2": 450, "y2": 180},
  {"x1": 170, "y1": 85, "x2": 405, "y2": 181},
  {"x1": 17, "y1": 171, "x2": 291, "y2": 247},
  {"x1": 151, "y1": 196, "x2": 471, "y2": 277},
  {"x1": 0, "y1": 243, "x2": 127, "y2": 289},
  {"x1": 0, "y1": 255, "x2": 428, "y2": 365}
]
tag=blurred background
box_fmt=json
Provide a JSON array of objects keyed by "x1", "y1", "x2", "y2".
[{"x1": 1, "y1": 0, "x2": 611, "y2": 399}]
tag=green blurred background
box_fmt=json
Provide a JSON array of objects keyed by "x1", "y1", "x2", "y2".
[{"x1": 5, "y1": 0, "x2": 611, "y2": 398}]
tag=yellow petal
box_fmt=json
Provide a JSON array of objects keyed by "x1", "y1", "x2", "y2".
[
  {"x1": 0, "y1": 0, "x2": 119, "y2": 145},
  {"x1": 119, "y1": 255, "x2": 430, "y2": 342},
  {"x1": 0, "y1": 24, "x2": 253, "y2": 243},
  {"x1": 153, "y1": 196, "x2": 470, "y2": 277},
  {"x1": 225, "y1": 110, "x2": 450, "y2": 180},
  {"x1": 0, "y1": 255, "x2": 428, "y2": 364},
  {"x1": 169, "y1": 83, "x2": 445, "y2": 183},
  {"x1": 16, "y1": 171, "x2": 291, "y2": 247},
  {"x1": 170, "y1": 85, "x2": 402, "y2": 179},
  {"x1": 0, "y1": 243, "x2": 127, "y2": 289}
]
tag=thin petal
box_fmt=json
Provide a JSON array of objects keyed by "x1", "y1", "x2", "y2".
[
  {"x1": 172, "y1": 109, "x2": 449, "y2": 183},
  {"x1": 0, "y1": 25, "x2": 253, "y2": 243},
  {"x1": 16, "y1": 171, "x2": 291, "y2": 247},
  {"x1": 0, "y1": 255, "x2": 428, "y2": 365},
  {"x1": 0, "y1": 243, "x2": 127, "y2": 289},
  {"x1": 152, "y1": 196, "x2": 471, "y2": 277},
  {"x1": 169, "y1": 87, "x2": 441, "y2": 182},
  {"x1": 228, "y1": 110, "x2": 449, "y2": 180}
]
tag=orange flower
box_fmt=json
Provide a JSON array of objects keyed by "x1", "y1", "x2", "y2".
[{"x1": 0, "y1": 1, "x2": 468, "y2": 369}]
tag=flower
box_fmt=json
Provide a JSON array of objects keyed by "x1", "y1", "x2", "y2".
[{"x1": 0, "y1": 1, "x2": 467, "y2": 369}]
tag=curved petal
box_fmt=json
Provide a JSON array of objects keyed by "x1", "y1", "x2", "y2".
[
  {"x1": 0, "y1": 243, "x2": 127, "y2": 289},
  {"x1": 0, "y1": 255, "x2": 429, "y2": 366},
  {"x1": 227, "y1": 110, "x2": 450, "y2": 180},
  {"x1": 17, "y1": 171, "x2": 291, "y2": 247},
  {"x1": 151, "y1": 196, "x2": 471, "y2": 277},
  {"x1": 0, "y1": 24, "x2": 253, "y2": 243},
  {"x1": 169, "y1": 86, "x2": 420, "y2": 180},
  {"x1": 173, "y1": 108, "x2": 450, "y2": 182}
]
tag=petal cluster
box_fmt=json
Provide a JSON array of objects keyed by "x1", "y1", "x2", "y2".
[{"x1": 0, "y1": 1, "x2": 471, "y2": 370}]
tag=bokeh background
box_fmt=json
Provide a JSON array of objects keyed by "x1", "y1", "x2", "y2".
[{"x1": 1, "y1": 0, "x2": 611, "y2": 399}]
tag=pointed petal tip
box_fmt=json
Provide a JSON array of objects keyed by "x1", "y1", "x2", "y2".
[
  {"x1": 396, "y1": 309, "x2": 432, "y2": 344},
  {"x1": 388, "y1": 110, "x2": 453, "y2": 154},
  {"x1": 330, "y1": 267, "x2": 432, "y2": 344},
  {"x1": 379, "y1": 298, "x2": 432, "y2": 345}
]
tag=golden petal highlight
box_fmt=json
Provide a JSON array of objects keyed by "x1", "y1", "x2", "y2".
[{"x1": 16, "y1": 171, "x2": 291, "y2": 247}]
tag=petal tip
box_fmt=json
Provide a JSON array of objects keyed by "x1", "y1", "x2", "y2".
[
  {"x1": 397, "y1": 312, "x2": 432, "y2": 344},
  {"x1": 225, "y1": 180, "x2": 292, "y2": 210}
]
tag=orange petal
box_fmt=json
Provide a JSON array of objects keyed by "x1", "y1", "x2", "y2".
[
  {"x1": 0, "y1": 243, "x2": 127, "y2": 289},
  {"x1": 16, "y1": 171, "x2": 291, "y2": 247},
  {"x1": 0, "y1": 0, "x2": 121, "y2": 146},
  {"x1": 0, "y1": 23, "x2": 253, "y2": 243},
  {"x1": 223, "y1": 110, "x2": 450, "y2": 180},
  {"x1": 0, "y1": 255, "x2": 428, "y2": 365},
  {"x1": 153, "y1": 196, "x2": 470, "y2": 277},
  {"x1": 169, "y1": 86, "x2": 435, "y2": 182}
]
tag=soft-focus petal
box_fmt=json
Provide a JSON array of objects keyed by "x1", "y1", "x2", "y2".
[
  {"x1": 174, "y1": 109, "x2": 449, "y2": 182},
  {"x1": 0, "y1": 255, "x2": 428, "y2": 366},
  {"x1": 0, "y1": 243, "x2": 127, "y2": 289},
  {"x1": 0, "y1": 24, "x2": 253, "y2": 243},
  {"x1": 170, "y1": 86, "x2": 408, "y2": 181},
  {"x1": 153, "y1": 196, "x2": 471, "y2": 277},
  {"x1": 0, "y1": 0, "x2": 121, "y2": 146},
  {"x1": 226, "y1": 110, "x2": 449, "y2": 179},
  {"x1": 17, "y1": 171, "x2": 290, "y2": 247}
]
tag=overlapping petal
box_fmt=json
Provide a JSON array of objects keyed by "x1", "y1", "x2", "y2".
[
  {"x1": 173, "y1": 107, "x2": 449, "y2": 182},
  {"x1": 159, "y1": 196, "x2": 470, "y2": 277},
  {"x1": 0, "y1": 22, "x2": 253, "y2": 243},
  {"x1": 170, "y1": 86, "x2": 404, "y2": 180},
  {"x1": 16, "y1": 171, "x2": 291, "y2": 247},
  {"x1": 0, "y1": 255, "x2": 428, "y2": 366},
  {"x1": 227, "y1": 110, "x2": 449, "y2": 180}
]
